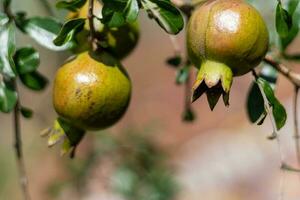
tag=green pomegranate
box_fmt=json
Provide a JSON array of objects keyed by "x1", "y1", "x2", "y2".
[
  {"x1": 53, "y1": 51, "x2": 131, "y2": 130},
  {"x1": 69, "y1": 1, "x2": 139, "y2": 59},
  {"x1": 187, "y1": 0, "x2": 269, "y2": 109}
]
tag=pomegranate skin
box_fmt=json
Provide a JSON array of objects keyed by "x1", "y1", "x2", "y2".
[{"x1": 187, "y1": 0, "x2": 269, "y2": 76}]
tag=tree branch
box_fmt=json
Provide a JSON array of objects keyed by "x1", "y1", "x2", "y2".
[
  {"x1": 168, "y1": 35, "x2": 182, "y2": 57},
  {"x1": 3, "y1": 1, "x2": 31, "y2": 199},
  {"x1": 264, "y1": 55, "x2": 300, "y2": 87},
  {"x1": 88, "y1": 0, "x2": 97, "y2": 50},
  {"x1": 252, "y1": 70, "x2": 285, "y2": 164},
  {"x1": 252, "y1": 69, "x2": 287, "y2": 200},
  {"x1": 293, "y1": 87, "x2": 300, "y2": 168},
  {"x1": 38, "y1": 0, "x2": 54, "y2": 16},
  {"x1": 13, "y1": 82, "x2": 31, "y2": 200}
]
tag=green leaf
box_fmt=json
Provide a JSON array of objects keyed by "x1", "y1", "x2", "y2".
[
  {"x1": 56, "y1": 0, "x2": 87, "y2": 11},
  {"x1": 182, "y1": 108, "x2": 195, "y2": 122},
  {"x1": 288, "y1": 0, "x2": 300, "y2": 15},
  {"x1": 14, "y1": 47, "x2": 40, "y2": 74},
  {"x1": 166, "y1": 55, "x2": 182, "y2": 67},
  {"x1": 106, "y1": 12, "x2": 126, "y2": 27},
  {"x1": 0, "y1": 22, "x2": 16, "y2": 78},
  {"x1": 124, "y1": 0, "x2": 139, "y2": 22},
  {"x1": 257, "y1": 78, "x2": 287, "y2": 130},
  {"x1": 53, "y1": 18, "x2": 85, "y2": 46},
  {"x1": 20, "y1": 71, "x2": 48, "y2": 91},
  {"x1": 20, "y1": 106, "x2": 33, "y2": 118},
  {"x1": 0, "y1": 12, "x2": 9, "y2": 26},
  {"x1": 260, "y1": 65, "x2": 278, "y2": 87},
  {"x1": 280, "y1": 21, "x2": 299, "y2": 50},
  {"x1": 247, "y1": 65, "x2": 277, "y2": 125},
  {"x1": 102, "y1": 0, "x2": 139, "y2": 25},
  {"x1": 247, "y1": 82, "x2": 265, "y2": 123},
  {"x1": 0, "y1": 81, "x2": 17, "y2": 113},
  {"x1": 280, "y1": 4, "x2": 300, "y2": 50},
  {"x1": 141, "y1": 0, "x2": 184, "y2": 34},
  {"x1": 19, "y1": 17, "x2": 75, "y2": 51},
  {"x1": 257, "y1": 112, "x2": 267, "y2": 125},
  {"x1": 176, "y1": 65, "x2": 190, "y2": 85},
  {"x1": 276, "y1": 2, "x2": 293, "y2": 38}
]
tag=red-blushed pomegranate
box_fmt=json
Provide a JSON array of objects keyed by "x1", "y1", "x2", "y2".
[{"x1": 187, "y1": 0, "x2": 269, "y2": 109}]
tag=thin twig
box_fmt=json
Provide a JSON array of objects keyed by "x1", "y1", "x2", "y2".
[
  {"x1": 168, "y1": 35, "x2": 182, "y2": 56},
  {"x1": 88, "y1": 0, "x2": 97, "y2": 50},
  {"x1": 13, "y1": 83, "x2": 31, "y2": 200},
  {"x1": 3, "y1": 1, "x2": 31, "y2": 199},
  {"x1": 184, "y1": 70, "x2": 192, "y2": 111},
  {"x1": 293, "y1": 87, "x2": 300, "y2": 168},
  {"x1": 253, "y1": 71, "x2": 285, "y2": 163},
  {"x1": 264, "y1": 56, "x2": 300, "y2": 171},
  {"x1": 38, "y1": 0, "x2": 54, "y2": 16},
  {"x1": 264, "y1": 56, "x2": 300, "y2": 87},
  {"x1": 252, "y1": 69, "x2": 285, "y2": 200},
  {"x1": 279, "y1": 170, "x2": 286, "y2": 200},
  {"x1": 167, "y1": 25, "x2": 194, "y2": 121}
]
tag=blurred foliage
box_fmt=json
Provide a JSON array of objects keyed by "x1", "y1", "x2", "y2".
[{"x1": 47, "y1": 129, "x2": 178, "y2": 200}]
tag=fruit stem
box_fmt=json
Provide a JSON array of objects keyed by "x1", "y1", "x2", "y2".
[{"x1": 88, "y1": 0, "x2": 97, "y2": 51}]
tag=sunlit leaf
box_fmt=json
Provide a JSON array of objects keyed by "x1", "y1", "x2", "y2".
[
  {"x1": 102, "y1": 0, "x2": 139, "y2": 25},
  {"x1": 0, "y1": 22, "x2": 16, "y2": 78},
  {"x1": 19, "y1": 17, "x2": 75, "y2": 51},
  {"x1": 257, "y1": 78, "x2": 287, "y2": 130},
  {"x1": 14, "y1": 47, "x2": 40, "y2": 74},
  {"x1": 276, "y1": 2, "x2": 293, "y2": 38},
  {"x1": 0, "y1": 81, "x2": 17, "y2": 113},
  {"x1": 0, "y1": 12, "x2": 9, "y2": 26},
  {"x1": 53, "y1": 18, "x2": 85, "y2": 46},
  {"x1": 141, "y1": 0, "x2": 184, "y2": 34}
]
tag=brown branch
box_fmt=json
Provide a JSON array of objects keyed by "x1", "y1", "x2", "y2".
[
  {"x1": 13, "y1": 83, "x2": 31, "y2": 200},
  {"x1": 293, "y1": 87, "x2": 300, "y2": 169},
  {"x1": 184, "y1": 70, "x2": 192, "y2": 110},
  {"x1": 168, "y1": 35, "x2": 182, "y2": 56},
  {"x1": 3, "y1": 2, "x2": 31, "y2": 199},
  {"x1": 263, "y1": 56, "x2": 300, "y2": 174},
  {"x1": 252, "y1": 69, "x2": 287, "y2": 200},
  {"x1": 264, "y1": 55, "x2": 300, "y2": 87},
  {"x1": 252, "y1": 70, "x2": 285, "y2": 164},
  {"x1": 38, "y1": 0, "x2": 54, "y2": 16},
  {"x1": 88, "y1": 0, "x2": 97, "y2": 50}
]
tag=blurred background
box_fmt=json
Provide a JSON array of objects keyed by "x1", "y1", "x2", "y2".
[{"x1": 1, "y1": 0, "x2": 300, "y2": 199}]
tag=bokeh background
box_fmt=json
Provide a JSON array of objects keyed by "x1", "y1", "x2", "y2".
[{"x1": 1, "y1": 0, "x2": 300, "y2": 199}]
